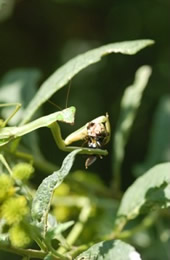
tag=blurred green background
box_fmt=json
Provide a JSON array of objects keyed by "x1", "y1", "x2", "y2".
[
  {"x1": 0, "y1": 0, "x2": 170, "y2": 182},
  {"x1": 0, "y1": 0, "x2": 170, "y2": 259},
  {"x1": 0, "y1": 0, "x2": 169, "y2": 183}
]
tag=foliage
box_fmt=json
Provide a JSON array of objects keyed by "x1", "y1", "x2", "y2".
[{"x1": 0, "y1": 35, "x2": 169, "y2": 260}]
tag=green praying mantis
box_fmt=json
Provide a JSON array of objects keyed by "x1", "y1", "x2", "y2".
[{"x1": 0, "y1": 103, "x2": 111, "y2": 169}]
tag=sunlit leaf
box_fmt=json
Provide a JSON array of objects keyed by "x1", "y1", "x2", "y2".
[
  {"x1": 0, "y1": 68, "x2": 42, "y2": 157},
  {"x1": 75, "y1": 239, "x2": 142, "y2": 260},
  {"x1": 113, "y1": 65, "x2": 152, "y2": 186},
  {"x1": 115, "y1": 163, "x2": 170, "y2": 227},
  {"x1": 31, "y1": 149, "x2": 81, "y2": 236},
  {"x1": 46, "y1": 218, "x2": 74, "y2": 242},
  {"x1": 44, "y1": 253, "x2": 53, "y2": 260},
  {"x1": 0, "y1": 69, "x2": 41, "y2": 125},
  {"x1": 21, "y1": 40, "x2": 154, "y2": 124},
  {"x1": 134, "y1": 95, "x2": 170, "y2": 176}
]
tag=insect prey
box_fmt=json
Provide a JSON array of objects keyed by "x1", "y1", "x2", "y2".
[{"x1": 85, "y1": 113, "x2": 110, "y2": 169}]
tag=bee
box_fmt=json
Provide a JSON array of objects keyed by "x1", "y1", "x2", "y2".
[
  {"x1": 85, "y1": 113, "x2": 110, "y2": 168},
  {"x1": 64, "y1": 112, "x2": 110, "y2": 169}
]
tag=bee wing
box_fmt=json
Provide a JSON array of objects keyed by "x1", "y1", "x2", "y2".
[{"x1": 85, "y1": 156, "x2": 97, "y2": 169}]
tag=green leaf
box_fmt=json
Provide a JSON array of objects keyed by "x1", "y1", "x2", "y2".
[
  {"x1": 75, "y1": 239, "x2": 141, "y2": 260},
  {"x1": 46, "y1": 214, "x2": 74, "y2": 240},
  {"x1": 48, "y1": 221, "x2": 74, "y2": 237},
  {"x1": 0, "y1": 107, "x2": 75, "y2": 147},
  {"x1": 0, "y1": 0, "x2": 15, "y2": 22},
  {"x1": 44, "y1": 253, "x2": 53, "y2": 260},
  {"x1": 116, "y1": 163, "x2": 170, "y2": 225},
  {"x1": 113, "y1": 66, "x2": 152, "y2": 186},
  {"x1": 0, "y1": 219, "x2": 9, "y2": 245},
  {"x1": 134, "y1": 95, "x2": 170, "y2": 176},
  {"x1": 0, "y1": 234, "x2": 9, "y2": 246},
  {"x1": 31, "y1": 149, "x2": 81, "y2": 236},
  {"x1": 0, "y1": 68, "x2": 42, "y2": 157},
  {"x1": 46, "y1": 219, "x2": 74, "y2": 246},
  {"x1": 0, "y1": 69, "x2": 41, "y2": 125},
  {"x1": 21, "y1": 39, "x2": 154, "y2": 124}
]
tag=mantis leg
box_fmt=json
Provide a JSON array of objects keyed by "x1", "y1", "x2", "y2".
[
  {"x1": 49, "y1": 122, "x2": 108, "y2": 156},
  {"x1": 0, "y1": 154, "x2": 13, "y2": 175},
  {"x1": 0, "y1": 103, "x2": 21, "y2": 127}
]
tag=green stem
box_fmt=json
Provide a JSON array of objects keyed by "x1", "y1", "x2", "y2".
[
  {"x1": 118, "y1": 213, "x2": 157, "y2": 239},
  {"x1": 0, "y1": 154, "x2": 13, "y2": 175},
  {"x1": 0, "y1": 244, "x2": 46, "y2": 259},
  {"x1": 109, "y1": 212, "x2": 158, "y2": 240},
  {"x1": 22, "y1": 220, "x2": 47, "y2": 252},
  {"x1": 45, "y1": 239, "x2": 71, "y2": 260},
  {"x1": 33, "y1": 236, "x2": 47, "y2": 252},
  {"x1": 68, "y1": 244, "x2": 89, "y2": 258},
  {"x1": 57, "y1": 199, "x2": 91, "y2": 254},
  {"x1": 111, "y1": 169, "x2": 123, "y2": 199},
  {"x1": 4, "y1": 148, "x2": 58, "y2": 174},
  {"x1": 155, "y1": 217, "x2": 170, "y2": 258},
  {"x1": 108, "y1": 217, "x2": 127, "y2": 240}
]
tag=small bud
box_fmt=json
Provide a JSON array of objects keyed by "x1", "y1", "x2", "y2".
[
  {"x1": 0, "y1": 174, "x2": 14, "y2": 202},
  {"x1": 12, "y1": 163, "x2": 34, "y2": 181},
  {"x1": 1, "y1": 196, "x2": 29, "y2": 225},
  {"x1": 9, "y1": 223, "x2": 31, "y2": 248}
]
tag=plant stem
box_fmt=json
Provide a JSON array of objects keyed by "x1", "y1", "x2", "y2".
[
  {"x1": 109, "y1": 213, "x2": 158, "y2": 240},
  {"x1": 0, "y1": 244, "x2": 46, "y2": 259},
  {"x1": 57, "y1": 199, "x2": 91, "y2": 254},
  {"x1": 118, "y1": 213, "x2": 157, "y2": 239},
  {"x1": 4, "y1": 147, "x2": 58, "y2": 174},
  {"x1": 68, "y1": 244, "x2": 89, "y2": 258},
  {"x1": 108, "y1": 217, "x2": 127, "y2": 240},
  {"x1": 0, "y1": 154, "x2": 13, "y2": 175},
  {"x1": 45, "y1": 239, "x2": 71, "y2": 260}
]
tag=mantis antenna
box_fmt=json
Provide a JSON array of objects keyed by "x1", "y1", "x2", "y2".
[
  {"x1": 48, "y1": 80, "x2": 111, "y2": 168},
  {"x1": 47, "y1": 79, "x2": 72, "y2": 111},
  {"x1": 65, "y1": 79, "x2": 72, "y2": 109}
]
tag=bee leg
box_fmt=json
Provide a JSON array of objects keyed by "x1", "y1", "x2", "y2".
[{"x1": 81, "y1": 139, "x2": 88, "y2": 147}]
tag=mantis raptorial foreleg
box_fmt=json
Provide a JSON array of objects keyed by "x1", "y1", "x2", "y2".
[{"x1": 50, "y1": 113, "x2": 111, "y2": 167}]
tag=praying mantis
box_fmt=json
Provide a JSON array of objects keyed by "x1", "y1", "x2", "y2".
[{"x1": 0, "y1": 103, "x2": 111, "y2": 169}]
